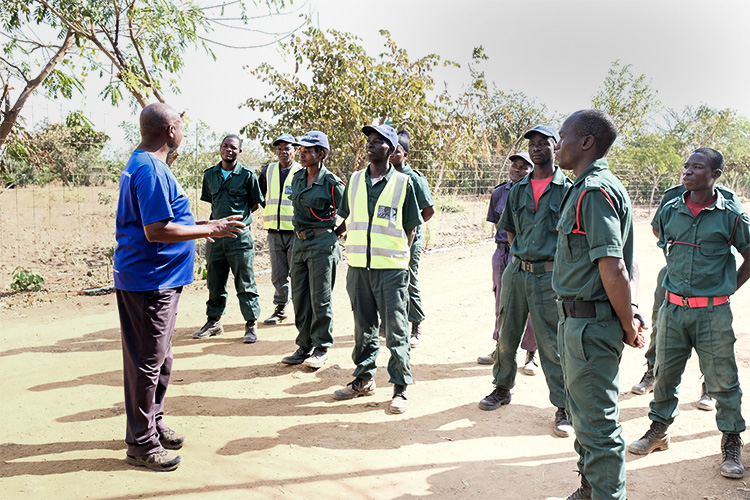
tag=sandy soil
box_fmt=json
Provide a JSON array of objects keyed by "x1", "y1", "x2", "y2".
[{"x1": 3, "y1": 210, "x2": 750, "y2": 499}]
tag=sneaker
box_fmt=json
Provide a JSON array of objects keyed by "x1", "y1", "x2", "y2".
[
  {"x1": 282, "y1": 346, "x2": 314, "y2": 365},
  {"x1": 303, "y1": 347, "x2": 329, "y2": 369},
  {"x1": 243, "y1": 320, "x2": 257, "y2": 343},
  {"x1": 263, "y1": 304, "x2": 288, "y2": 325},
  {"x1": 521, "y1": 350, "x2": 539, "y2": 376},
  {"x1": 333, "y1": 377, "x2": 376, "y2": 401},
  {"x1": 478, "y1": 386, "x2": 511, "y2": 411},
  {"x1": 628, "y1": 421, "x2": 669, "y2": 455},
  {"x1": 158, "y1": 427, "x2": 186, "y2": 450},
  {"x1": 390, "y1": 384, "x2": 408, "y2": 414},
  {"x1": 545, "y1": 471, "x2": 592, "y2": 500},
  {"x1": 409, "y1": 322, "x2": 422, "y2": 348},
  {"x1": 631, "y1": 362, "x2": 654, "y2": 394},
  {"x1": 126, "y1": 449, "x2": 181, "y2": 472},
  {"x1": 192, "y1": 317, "x2": 222, "y2": 339},
  {"x1": 477, "y1": 352, "x2": 494, "y2": 365},
  {"x1": 697, "y1": 382, "x2": 716, "y2": 411},
  {"x1": 720, "y1": 432, "x2": 745, "y2": 479},
  {"x1": 554, "y1": 407, "x2": 574, "y2": 438}
]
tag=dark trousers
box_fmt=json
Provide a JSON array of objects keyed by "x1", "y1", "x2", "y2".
[{"x1": 116, "y1": 287, "x2": 181, "y2": 456}]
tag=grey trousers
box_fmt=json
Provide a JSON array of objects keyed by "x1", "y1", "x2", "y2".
[{"x1": 268, "y1": 231, "x2": 295, "y2": 306}]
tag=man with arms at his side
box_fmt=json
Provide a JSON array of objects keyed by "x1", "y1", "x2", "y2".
[{"x1": 547, "y1": 109, "x2": 646, "y2": 500}]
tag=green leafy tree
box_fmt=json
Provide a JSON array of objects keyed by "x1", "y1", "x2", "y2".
[
  {"x1": 592, "y1": 60, "x2": 660, "y2": 139},
  {"x1": 0, "y1": 0, "x2": 303, "y2": 149},
  {"x1": 242, "y1": 27, "x2": 457, "y2": 178}
]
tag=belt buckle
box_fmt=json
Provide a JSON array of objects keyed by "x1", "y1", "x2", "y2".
[{"x1": 682, "y1": 296, "x2": 690, "y2": 308}]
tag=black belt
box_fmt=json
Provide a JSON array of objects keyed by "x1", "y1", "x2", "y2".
[
  {"x1": 294, "y1": 227, "x2": 333, "y2": 241},
  {"x1": 561, "y1": 300, "x2": 614, "y2": 318},
  {"x1": 518, "y1": 259, "x2": 554, "y2": 274}
]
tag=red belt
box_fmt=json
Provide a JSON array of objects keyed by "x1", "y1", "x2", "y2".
[{"x1": 667, "y1": 292, "x2": 729, "y2": 308}]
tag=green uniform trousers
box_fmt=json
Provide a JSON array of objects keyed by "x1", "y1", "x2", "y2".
[
  {"x1": 205, "y1": 233, "x2": 260, "y2": 322},
  {"x1": 407, "y1": 228, "x2": 425, "y2": 324},
  {"x1": 346, "y1": 267, "x2": 412, "y2": 386},
  {"x1": 650, "y1": 301, "x2": 745, "y2": 433},
  {"x1": 644, "y1": 266, "x2": 668, "y2": 365},
  {"x1": 493, "y1": 260, "x2": 565, "y2": 408},
  {"x1": 558, "y1": 303, "x2": 626, "y2": 500},
  {"x1": 290, "y1": 231, "x2": 339, "y2": 348}
]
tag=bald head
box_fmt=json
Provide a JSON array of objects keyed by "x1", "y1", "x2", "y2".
[
  {"x1": 140, "y1": 103, "x2": 182, "y2": 142},
  {"x1": 137, "y1": 103, "x2": 183, "y2": 157}
]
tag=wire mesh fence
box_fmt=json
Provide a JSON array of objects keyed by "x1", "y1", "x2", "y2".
[{"x1": 1, "y1": 160, "x2": 747, "y2": 295}]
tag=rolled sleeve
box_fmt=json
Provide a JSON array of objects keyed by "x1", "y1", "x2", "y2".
[{"x1": 581, "y1": 189, "x2": 624, "y2": 262}]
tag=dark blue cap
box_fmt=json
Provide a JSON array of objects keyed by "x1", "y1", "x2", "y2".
[
  {"x1": 524, "y1": 124, "x2": 560, "y2": 143},
  {"x1": 294, "y1": 130, "x2": 329, "y2": 150},
  {"x1": 272, "y1": 133, "x2": 296, "y2": 146},
  {"x1": 508, "y1": 151, "x2": 533, "y2": 166},
  {"x1": 362, "y1": 124, "x2": 399, "y2": 150}
]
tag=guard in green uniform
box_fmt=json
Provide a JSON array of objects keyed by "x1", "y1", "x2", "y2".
[
  {"x1": 478, "y1": 124, "x2": 574, "y2": 438},
  {"x1": 193, "y1": 135, "x2": 264, "y2": 343},
  {"x1": 279, "y1": 131, "x2": 345, "y2": 369},
  {"x1": 627, "y1": 148, "x2": 750, "y2": 481},
  {"x1": 389, "y1": 129, "x2": 435, "y2": 347},
  {"x1": 548, "y1": 110, "x2": 646, "y2": 500},
  {"x1": 332, "y1": 124, "x2": 422, "y2": 414},
  {"x1": 631, "y1": 183, "x2": 727, "y2": 411}
]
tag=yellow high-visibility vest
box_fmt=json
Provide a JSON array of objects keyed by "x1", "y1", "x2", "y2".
[
  {"x1": 346, "y1": 169, "x2": 410, "y2": 269},
  {"x1": 263, "y1": 161, "x2": 301, "y2": 230}
]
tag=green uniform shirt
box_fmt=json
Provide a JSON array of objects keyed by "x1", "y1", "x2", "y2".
[
  {"x1": 338, "y1": 164, "x2": 423, "y2": 232},
  {"x1": 498, "y1": 167, "x2": 571, "y2": 262},
  {"x1": 651, "y1": 184, "x2": 736, "y2": 231},
  {"x1": 289, "y1": 165, "x2": 345, "y2": 230},
  {"x1": 552, "y1": 159, "x2": 634, "y2": 301},
  {"x1": 400, "y1": 164, "x2": 434, "y2": 211},
  {"x1": 201, "y1": 162, "x2": 264, "y2": 225},
  {"x1": 656, "y1": 189, "x2": 750, "y2": 297}
]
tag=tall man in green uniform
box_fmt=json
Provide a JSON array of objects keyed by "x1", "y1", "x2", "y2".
[
  {"x1": 547, "y1": 110, "x2": 646, "y2": 500},
  {"x1": 259, "y1": 133, "x2": 302, "y2": 325},
  {"x1": 193, "y1": 135, "x2": 265, "y2": 343},
  {"x1": 333, "y1": 124, "x2": 422, "y2": 414},
  {"x1": 478, "y1": 124, "x2": 574, "y2": 438},
  {"x1": 627, "y1": 148, "x2": 750, "y2": 480},
  {"x1": 389, "y1": 129, "x2": 435, "y2": 347}
]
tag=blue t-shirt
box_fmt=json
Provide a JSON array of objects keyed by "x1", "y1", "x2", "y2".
[{"x1": 114, "y1": 150, "x2": 196, "y2": 291}]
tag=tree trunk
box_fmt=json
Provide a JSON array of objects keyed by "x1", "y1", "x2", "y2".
[{"x1": 0, "y1": 30, "x2": 76, "y2": 149}]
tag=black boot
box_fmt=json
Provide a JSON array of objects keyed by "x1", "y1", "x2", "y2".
[{"x1": 720, "y1": 433, "x2": 745, "y2": 479}]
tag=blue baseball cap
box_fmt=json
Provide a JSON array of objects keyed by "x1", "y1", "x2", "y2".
[
  {"x1": 508, "y1": 151, "x2": 533, "y2": 166},
  {"x1": 294, "y1": 130, "x2": 330, "y2": 150},
  {"x1": 272, "y1": 133, "x2": 296, "y2": 146},
  {"x1": 524, "y1": 124, "x2": 560, "y2": 143},
  {"x1": 362, "y1": 124, "x2": 399, "y2": 150}
]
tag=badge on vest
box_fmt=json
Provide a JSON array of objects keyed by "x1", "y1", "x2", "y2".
[
  {"x1": 284, "y1": 185, "x2": 293, "y2": 195},
  {"x1": 377, "y1": 205, "x2": 398, "y2": 223}
]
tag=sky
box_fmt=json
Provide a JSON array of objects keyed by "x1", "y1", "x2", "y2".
[{"x1": 22, "y1": 0, "x2": 750, "y2": 152}]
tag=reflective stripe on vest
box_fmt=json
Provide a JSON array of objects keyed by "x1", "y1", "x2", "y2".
[
  {"x1": 263, "y1": 162, "x2": 301, "y2": 230},
  {"x1": 346, "y1": 169, "x2": 409, "y2": 269}
]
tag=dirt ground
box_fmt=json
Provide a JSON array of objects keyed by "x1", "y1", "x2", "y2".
[{"x1": 3, "y1": 204, "x2": 750, "y2": 499}]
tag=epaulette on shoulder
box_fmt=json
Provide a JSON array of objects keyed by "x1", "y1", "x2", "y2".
[
  {"x1": 664, "y1": 184, "x2": 683, "y2": 194},
  {"x1": 716, "y1": 184, "x2": 736, "y2": 200},
  {"x1": 581, "y1": 174, "x2": 603, "y2": 191}
]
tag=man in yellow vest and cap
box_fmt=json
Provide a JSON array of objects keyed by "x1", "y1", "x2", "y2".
[
  {"x1": 258, "y1": 133, "x2": 302, "y2": 324},
  {"x1": 333, "y1": 124, "x2": 423, "y2": 414}
]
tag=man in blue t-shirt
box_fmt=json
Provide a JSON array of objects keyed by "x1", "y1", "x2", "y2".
[{"x1": 114, "y1": 103, "x2": 244, "y2": 472}]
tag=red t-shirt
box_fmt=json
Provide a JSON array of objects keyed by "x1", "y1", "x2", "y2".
[
  {"x1": 530, "y1": 176, "x2": 554, "y2": 210},
  {"x1": 685, "y1": 195, "x2": 716, "y2": 217}
]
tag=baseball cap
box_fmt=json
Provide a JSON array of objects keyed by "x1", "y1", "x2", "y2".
[
  {"x1": 294, "y1": 130, "x2": 330, "y2": 150},
  {"x1": 362, "y1": 124, "x2": 399, "y2": 150},
  {"x1": 523, "y1": 124, "x2": 560, "y2": 143},
  {"x1": 508, "y1": 151, "x2": 533, "y2": 166},
  {"x1": 272, "y1": 133, "x2": 296, "y2": 146}
]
